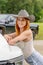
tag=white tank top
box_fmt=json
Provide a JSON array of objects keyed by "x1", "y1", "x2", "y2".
[{"x1": 15, "y1": 38, "x2": 34, "y2": 58}]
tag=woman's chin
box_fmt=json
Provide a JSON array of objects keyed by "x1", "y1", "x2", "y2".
[
  {"x1": 19, "y1": 27, "x2": 24, "y2": 28},
  {"x1": 19, "y1": 26, "x2": 25, "y2": 28}
]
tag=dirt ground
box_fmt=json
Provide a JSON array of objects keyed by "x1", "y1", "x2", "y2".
[{"x1": 24, "y1": 40, "x2": 43, "y2": 65}]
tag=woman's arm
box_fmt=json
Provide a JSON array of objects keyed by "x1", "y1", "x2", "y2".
[
  {"x1": 8, "y1": 30, "x2": 32, "y2": 45},
  {"x1": 4, "y1": 32, "x2": 17, "y2": 38},
  {"x1": 4, "y1": 32, "x2": 17, "y2": 42},
  {"x1": 8, "y1": 32, "x2": 17, "y2": 38}
]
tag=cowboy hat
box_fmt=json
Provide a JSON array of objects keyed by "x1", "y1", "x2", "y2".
[{"x1": 13, "y1": 9, "x2": 35, "y2": 22}]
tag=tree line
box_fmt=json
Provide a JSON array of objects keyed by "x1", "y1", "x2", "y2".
[{"x1": 0, "y1": 0, "x2": 43, "y2": 22}]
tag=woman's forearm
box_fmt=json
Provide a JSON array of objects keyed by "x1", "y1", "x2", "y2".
[
  {"x1": 10, "y1": 34, "x2": 27, "y2": 43},
  {"x1": 7, "y1": 32, "x2": 17, "y2": 38}
]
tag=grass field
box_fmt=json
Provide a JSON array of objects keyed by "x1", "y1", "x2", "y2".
[{"x1": 35, "y1": 23, "x2": 43, "y2": 40}]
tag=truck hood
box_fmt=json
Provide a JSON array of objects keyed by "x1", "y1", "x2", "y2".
[{"x1": 0, "y1": 34, "x2": 23, "y2": 61}]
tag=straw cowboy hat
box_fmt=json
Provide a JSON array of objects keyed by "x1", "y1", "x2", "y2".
[{"x1": 13, "y1": 9, "x2": 35, "y2": 22}]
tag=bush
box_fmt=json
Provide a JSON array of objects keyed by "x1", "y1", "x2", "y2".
[{"x1": 38, "y1": 18, "x2": 43, "y2": 23}]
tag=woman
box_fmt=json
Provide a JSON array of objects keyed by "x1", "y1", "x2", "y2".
[{"x1": 4, "y1": 10, "x2": 43, "y2": 65}]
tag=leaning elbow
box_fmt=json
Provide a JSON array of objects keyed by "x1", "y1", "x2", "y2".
[{"x1": 19, "y1": 38, "x2": 23, "y2": 41}]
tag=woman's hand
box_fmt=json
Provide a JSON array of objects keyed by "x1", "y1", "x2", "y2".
[
  {"x1": 8, "y1": 39, "x2": 16, "y2": 46},
  {"x1": 4, "y1": 34, "x2": 12, "y2": 42}
]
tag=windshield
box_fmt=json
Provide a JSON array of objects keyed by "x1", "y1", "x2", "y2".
[{"x1": 0, "y1": 14, "x2": 7, "y2": 20}]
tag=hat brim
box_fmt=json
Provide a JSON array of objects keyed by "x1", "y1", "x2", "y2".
[
  {"x1": 13, "y1": 15, "x2": 35, "y2": 22},
  {"x1": 13, "y1": 15, "x2": 30, "y2": 20},
  {"x1": 13, "y1": 15, "x2": 28, "y2": 18}
]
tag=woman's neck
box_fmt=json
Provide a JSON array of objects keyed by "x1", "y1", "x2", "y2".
[{"x1": 20, "y1": 28, "x2": 24, "y2": 33}]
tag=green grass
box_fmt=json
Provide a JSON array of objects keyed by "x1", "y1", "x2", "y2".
[{"x1": 35, "y1": 23, "x2": 43, "y2": 40}]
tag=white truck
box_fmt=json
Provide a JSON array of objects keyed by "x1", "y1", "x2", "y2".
[{"x1": 0, "y1": 34, "x2": 24, "y2": 65}]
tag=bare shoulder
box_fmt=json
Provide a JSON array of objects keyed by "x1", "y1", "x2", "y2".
[
  {"x1": 26, "y1": 29, "x2": 32, "y2": 34},
  {"x1": 20, "y1": 29, "x2": 32, "y2": 36}
]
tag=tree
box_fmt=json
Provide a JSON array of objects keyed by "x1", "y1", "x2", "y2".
[{"x1": 0, "y1": 0, "x2": 43, "y2": 22}]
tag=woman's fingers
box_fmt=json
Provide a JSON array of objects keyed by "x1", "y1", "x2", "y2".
[
  {"x1": 4, "y1": 35, "x2": 12, "y2": 42},
  {"x1": 8, "y1": 40, "x2": 15, "y2": 46},
  {"x1": 4, "y1": 34, "x2": 15, "y2": 46},
  {"x1": 8, "y1": 37, "x2": 12, "y2": 40}
]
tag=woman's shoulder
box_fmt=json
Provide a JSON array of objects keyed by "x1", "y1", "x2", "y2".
[
  {"x1": 26, "y1": 29, "x2": 32, "y2": 33},
  {"x1": 23, "y1": 29, "x2": 32, "y2": 35}
]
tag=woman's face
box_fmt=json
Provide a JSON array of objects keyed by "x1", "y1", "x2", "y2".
[{"x1": 17, "y1": 17, "x2": 26, "y2": 28}]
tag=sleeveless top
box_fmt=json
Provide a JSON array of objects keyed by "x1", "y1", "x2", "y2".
[{"x1": 15, "y1": 38, "x2": 34, "y2": 58}]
